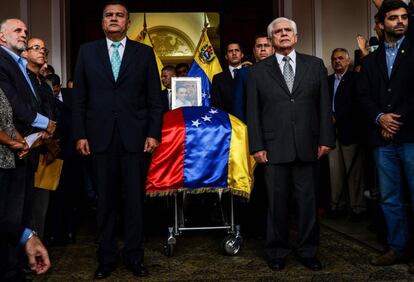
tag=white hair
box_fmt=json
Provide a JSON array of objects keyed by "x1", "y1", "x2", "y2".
[{"x1": 267, "y1": 17, "x2": 298, "y2": 38}]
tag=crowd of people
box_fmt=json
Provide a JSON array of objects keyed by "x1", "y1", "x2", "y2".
[{"x1": 0, "y1": 0, "x2": 414, "y2": 280}]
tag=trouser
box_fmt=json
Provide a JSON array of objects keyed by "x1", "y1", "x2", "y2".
[
  {"x1": 329, "y1": 141, "x2": 366, "y2": 213},
  {"x1": 373, "y1": 143, "x2": 414, "y2": 256}
]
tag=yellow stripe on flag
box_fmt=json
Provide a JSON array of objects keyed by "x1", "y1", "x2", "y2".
[
  {"x1": 193, "y1": 30, "x2": 222, "y2": 82},
  {"x1": 136, "y1": 31, "x2": 165, "y2": 89},
  {"x1": 227, "y1": 114, "x2": 255, "y2": 199}
]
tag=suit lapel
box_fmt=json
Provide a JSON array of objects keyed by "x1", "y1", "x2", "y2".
[
  {"x1": 265, "y1": 56, "x2": 291, "y2": 95},
  {"x1": 117, "y1": 39, "x2": 138, "y2": 83},
  {"x1": 390, "y1": 38, "x2": 410, "y2": 80},
  {"x1": 375, "y1": 46, "x2": 389, "y2": 83},
  {"x1": 328, "y1": 75, "x2": 335, "y2": 99},
  {"x1": 291, "y1": 53, "x2": 309, "y2": 95},
  {"x1": 337, "y1": 71, "x2": 350, "y2": 92},
  {"x1": 0, "y1": 48, "x2": 36, "y2": 98},
  {"x1": 96, "y1": 39, "x2": 115, "y2": 83}
]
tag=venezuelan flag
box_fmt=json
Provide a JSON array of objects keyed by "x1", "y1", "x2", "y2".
[
  {"x1": 146, "y1": 107, "x2": 254, "y2": 199},
  {"x1": 136, "y1": 30, "x2": 164, "y2": 89},
  {"x1": 187, "y1": 29, "x2": 222, "y2": 107}
]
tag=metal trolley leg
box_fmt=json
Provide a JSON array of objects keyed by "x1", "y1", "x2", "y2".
[{"x1": 164, "y1": 191, "x2": 243, "y2": 257}]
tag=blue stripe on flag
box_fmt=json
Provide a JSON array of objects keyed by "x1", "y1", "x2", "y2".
[
  {"x1": 182, "y1": 107, "x2": 231, "y2": 189},
  {"x1": 188, "y1": 61, "x2": 211, "y2": 107}
]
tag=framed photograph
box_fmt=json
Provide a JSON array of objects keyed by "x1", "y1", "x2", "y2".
[{"x1": 171, "y1": 77, "x2": 202, "y2": 109}]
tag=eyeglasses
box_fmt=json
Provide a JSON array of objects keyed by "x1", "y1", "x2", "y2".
[{"x1": 27, "y1": 45, "x2": 49, "y2": 55}]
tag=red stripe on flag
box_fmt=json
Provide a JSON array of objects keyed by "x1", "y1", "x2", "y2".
[{"x1": 146, "y1": 109, "x2": 185, "y2": 193}]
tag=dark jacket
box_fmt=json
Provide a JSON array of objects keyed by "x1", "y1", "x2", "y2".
[
  {"x1": 72, "y1": 38, "x2": 164, "y2": 153},
  {"x1": 358, "y1": 38, "x2": 414, "y2": 147},
  {"x1": 329, "y1": 70, "x2": 364, "y2": 145},
  {"x1": 246, "y1": 53, "x2": 335, "y2": 163}
]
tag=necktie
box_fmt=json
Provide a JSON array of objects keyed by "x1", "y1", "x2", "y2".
[
  {"x1": 168, "y1": 89, "x2": 172, "y2": 109},
  {"x1": 232, "y1": 68, "x2": 239, "y2": 79},
  {"x1": 282, "y1": 56, "x2": 294, "y2": 93},
  {"x1": 111, "y1": 42, "x2": 121, "y2": 80}
]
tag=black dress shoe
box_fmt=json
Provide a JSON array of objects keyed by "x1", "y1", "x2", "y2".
[
  {"x1": 297, "y1": 256, "x2": 322, "y2": 271},
  {"x1": 267, "y1": 258, "x2": 286, "y2": 271},
  {"x1": 94, "y1": 263, "x2": 117, "y2": 280},
  {"x1": 125, "y1": 262, "x2": 149, "y2": 277}
]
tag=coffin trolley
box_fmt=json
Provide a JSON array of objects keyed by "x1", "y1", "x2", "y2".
[{"x1": 146, "y1": 107, "x2": 254, "y2": 257}]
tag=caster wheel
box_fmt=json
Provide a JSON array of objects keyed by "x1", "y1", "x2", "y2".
[
  {"x1": 221, "y1": 234, "x2": 242, "y2": 256},
  {"x1": 164, "y1": 243, "x2": 174, "y2": 257}
]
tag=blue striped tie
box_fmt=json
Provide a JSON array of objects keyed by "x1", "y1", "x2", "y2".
[{"x1": 111, "y1": 42, "x2": 121, "y2": 80}]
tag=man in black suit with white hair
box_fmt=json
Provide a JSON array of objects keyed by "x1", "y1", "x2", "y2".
[{"x1": 246, "y1": 16, "x2": 335, "y2": 271}]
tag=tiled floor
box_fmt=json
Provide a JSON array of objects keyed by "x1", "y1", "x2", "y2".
[{"x1": 321, "y1": 216, "x2": 385, "y2": 251}]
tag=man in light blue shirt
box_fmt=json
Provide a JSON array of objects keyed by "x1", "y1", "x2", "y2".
[{"x1": 0, "y1": 18, "x2": 56, "y2": 280}]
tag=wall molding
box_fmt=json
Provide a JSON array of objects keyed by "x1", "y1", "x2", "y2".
[
  {"x1": 312, "y1": 0, "x2": 322, "y2": 58},
  {"x1": 20, "y1": 0, "x2": 29, "y2": 26}
]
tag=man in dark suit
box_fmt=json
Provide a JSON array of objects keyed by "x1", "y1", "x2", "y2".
[
  {"x1": 327, "y1": 48, "x2": 366, "y2": 221},
  {"x1": 45, "y1": 74, "x2": 80, "y2": 246},
  {"x1": 72, "y1": 1, "x2": 163, "y2": 279},
  {"x1": 160, "y1": 65, "x2": 176, "y2": 112},
  {"x1": 0, "y1": 18, "x2": 56, "y2": 279},
  {"x1": 233, "y1": 34, "x2": 274, "y2": 122},
  {"x1": 211, "y1": 42, "x2": 244, "y2": 114},
  {"x1": 358, "y1": 0, "x2": 414, "y2": 268},
  {"x1": 246, "y1": 17, "x2": 335, "y2": 271},
  {"x1": 232, "y1": 34, "x2": 274, "y2": 238}
]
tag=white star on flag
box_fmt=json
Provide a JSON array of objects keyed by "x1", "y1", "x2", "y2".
[
  {"x1": 202, "y1": 92, "x2": 207, "y2": 98},
  {"x1": 201, "y1": 115, "x2": 212, "y2": 122},
  {"x1": 192, "y1": 119, "x2": 201, "y2": 127},
  {"x1": 209, "y1": 108, "x2": 218, "y2": 114}
]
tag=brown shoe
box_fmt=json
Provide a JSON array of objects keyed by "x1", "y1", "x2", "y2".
[{"x1": 370, "y1": 249, "x2": 400, "y2": 266}]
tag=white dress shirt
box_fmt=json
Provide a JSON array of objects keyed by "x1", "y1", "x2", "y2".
[
  {"x1": 106, "y1": 37, "x2": 127, "y2": 60},
  {"x1": 229, "y1": 65, "x2": 242, "y2": 79},
  {"x1": 275, "y1": 50, "x2": 297, "y2": 75}
]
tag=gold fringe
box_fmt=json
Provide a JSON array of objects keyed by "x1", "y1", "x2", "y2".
[{"x1": 146, "y1": 187, "x2": 250, "y2": 200}]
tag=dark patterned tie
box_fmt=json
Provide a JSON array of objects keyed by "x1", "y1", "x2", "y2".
[{"x1": 282, "y1": 56, "x2": 294, "y2": 93}]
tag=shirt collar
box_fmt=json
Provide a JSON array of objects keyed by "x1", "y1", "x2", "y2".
[
  {"x1": 335, "y1": 69, "x2": 347, "y2": 80},
  {"x1": 275, "y1": 50, "x2": 296, "y2": 65},
  {"x1": 106, "y1": 37, "x2": 127, "y2": 50},
  {"x1": 384, "y1": 36, "x2": 405, "y2": 49},
  {"x1": 228, "y1": 65, "x2": 242, "y2": 73},
  {"x1": 1, "y1": 45, "x2": 24, "y2": 64}
]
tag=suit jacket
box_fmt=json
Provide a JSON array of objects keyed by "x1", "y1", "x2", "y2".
[
  {"x1": 358, "y1": 38, "x2": 414, "y2": 147},
  {"x1": 72, "y1": 38, "x2": 164, "y2": 153},
  {"x1": 246, "y1": 53, "x2": 335, "y2": 164},
  {"x1": 0, "y1": 47, "x2": 39, "y2": 136},
  {"x1": 329, "y1": 70, "x2": 364, "y2": 145},
  {"x1": 232, "y1": 66, "x2": 251, "y2": 122},
  {"x1": 161, "y1": 88, "x2": 169, "y2": 113},
  {"x1": 211, "y1": 69, "x2": 235, "y2": 114}
]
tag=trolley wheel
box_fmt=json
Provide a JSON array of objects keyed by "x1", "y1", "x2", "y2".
[
  {"x1": 164, "y1": 243, "x2": 174, "y2": 257},
  {"x1": 221, "y1": 234, "x2": 242, "y2": 256}
]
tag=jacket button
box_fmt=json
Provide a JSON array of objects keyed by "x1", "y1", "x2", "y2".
[
  {"x1": 290, "y1": 98, "x2": 294, "y2": 102},
  {"x1": 387, "y1": 104, "x2": 391, "y2": 108},
  {"x1": 387, "y1": 88, "x2": 391, "y2": 92}
]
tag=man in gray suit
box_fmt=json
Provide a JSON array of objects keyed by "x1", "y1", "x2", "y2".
[{"x1": 246, "y1": 17, "x2": 335, "y2": 271}]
